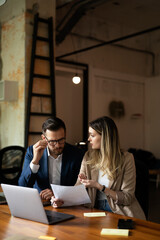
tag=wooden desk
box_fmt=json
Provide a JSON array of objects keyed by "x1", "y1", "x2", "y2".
[{"x1": 0, "y1": 203, "x2": 160, "y2": 240}]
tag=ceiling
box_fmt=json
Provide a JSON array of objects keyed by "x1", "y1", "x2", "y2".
[{"x1": 56, "y1": 0, "x2": 160, "y2": 55}]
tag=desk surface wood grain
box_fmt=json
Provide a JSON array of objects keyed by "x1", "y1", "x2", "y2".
[{"x1": 0, "y1": 203, "x2": 160, "y2": 240}]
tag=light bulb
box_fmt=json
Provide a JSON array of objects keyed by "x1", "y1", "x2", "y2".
[{"x1": 72, "y1": 75, "x2": 81, "y2": 84}]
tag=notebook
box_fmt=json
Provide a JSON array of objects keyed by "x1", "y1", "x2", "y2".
[{"x1": 1, "y1": 184, "x2": 75, "y2": 225}]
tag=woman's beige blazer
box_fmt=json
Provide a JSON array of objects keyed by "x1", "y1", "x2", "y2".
[{"x1": 76, "y1": 151, "x2": 146, "y2": 220}]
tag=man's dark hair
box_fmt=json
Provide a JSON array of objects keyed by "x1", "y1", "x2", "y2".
[{"x1": 42, "y1": 117, "x2": 66, "y2": 133}]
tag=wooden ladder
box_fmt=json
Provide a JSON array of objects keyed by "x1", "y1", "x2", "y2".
[{"x1": 25, "y1": 13, "x2": 56, "y2": 148}]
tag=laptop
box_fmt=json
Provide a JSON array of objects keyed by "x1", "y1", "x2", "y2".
[{"x1": 1, "y1": 184, "x2": 75, "y2": 225}]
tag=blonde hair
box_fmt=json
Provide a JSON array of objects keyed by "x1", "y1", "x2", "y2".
[{"x1": 87, "y1": 116, "x2": 124, "y2": 180}]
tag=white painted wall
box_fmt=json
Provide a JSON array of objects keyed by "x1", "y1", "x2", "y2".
[
  {"x1": 55, "y1": 68, "x2": 83, "y2": 145},
  {"x1": 0, "y1": 0, "x2": 25, "y2": 148},
  {"x1": 89, "y1": 68, "x2": 160, "y2": 158},
  {"x1": 89, "y1": 68, "x2": 147, "y2": 150}
]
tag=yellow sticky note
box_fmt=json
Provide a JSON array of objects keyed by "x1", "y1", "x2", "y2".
[
  {"x1": 39, "y1": 236, "x2": 56, "y2": 240},
  {"x1": 84, "y1": 212, "x2": 106, "y2": 217},
  {"x1": 101, "y1": 228, "x2": 129, "y2": 236}
]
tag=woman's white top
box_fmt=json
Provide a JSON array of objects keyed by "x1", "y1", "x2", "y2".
[{"x1": 97, "y1": 169, "x2": 109, "y2": 200}]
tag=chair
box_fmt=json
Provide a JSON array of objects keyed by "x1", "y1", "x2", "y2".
[
  {"x1": 134, "y1": 159, "x2": 149, "y2": 219},
  {"x1": 128, "y1": 148, "x2": 160, "y2": 188},
  {"x1": 0, "y1": 146, "x2": 26, "y2": 185},
  {"x1": 149, "y1": 168, "x2": 160, "y2": 188}
]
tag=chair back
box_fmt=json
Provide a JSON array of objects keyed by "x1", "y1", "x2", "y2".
[
  {"x1": 134, "y1": 159, "x2": 149, "y2": 219},
  {"x1": 0, "y1": 146, "x2": 26, "y2": 185}
]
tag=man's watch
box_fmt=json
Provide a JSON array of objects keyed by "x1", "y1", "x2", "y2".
[{"x1": 101, "y1": 185, "x2": 106, "y2": 193}]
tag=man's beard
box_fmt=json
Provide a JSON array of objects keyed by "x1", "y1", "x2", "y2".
[{"x1": 50, "y1": 146, "x2": 64, "y2": 156}]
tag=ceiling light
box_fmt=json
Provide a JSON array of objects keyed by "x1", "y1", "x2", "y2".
[{"x1": 72, "y1": 74, "x2": 81, "y2": 84}]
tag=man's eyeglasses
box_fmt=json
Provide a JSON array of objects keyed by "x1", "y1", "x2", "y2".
[{"x1": 44, "y1": 136, "x2": 66, "y2": 146}]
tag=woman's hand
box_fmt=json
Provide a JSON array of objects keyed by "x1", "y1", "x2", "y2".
[
  {"x1": 51, "y1": 196, "x2": 64, "y2": 208},
  {"x1": 78, "y1": 173, "x2": 87, "y2": 181},
  {"x1": 78, "y1": 173, "x2": 102, "y2": 190},
  {"x1": 80, "y1": 179, "x2": 99, "y2": 189}
]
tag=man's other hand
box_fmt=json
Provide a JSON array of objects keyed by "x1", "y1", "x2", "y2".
[{"x1": 40, "y1": 188, "x2": 53, "y2": 200}]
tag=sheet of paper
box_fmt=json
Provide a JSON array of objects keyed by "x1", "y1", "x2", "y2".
[
  {"x1": 51, "y1": 184, "x2": 91, "y2": 207},
  {"x1": 84, "y1": 212, "x2": 106, "y2": 217}
]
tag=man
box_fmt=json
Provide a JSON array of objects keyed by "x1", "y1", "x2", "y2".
[{"x1": 18, "y1": 117, "x2": 85, "y2": 201}]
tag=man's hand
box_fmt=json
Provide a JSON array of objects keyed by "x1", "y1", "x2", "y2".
[
  {"x1": 51, "y1": 196, "x2": 64, "y2": 208},
  {"x1": 32, "y1": 139, "x2": 48, "y2": 165},
  {"x1": 40, "y1": 189, "x2": 54, "y2": 200}
]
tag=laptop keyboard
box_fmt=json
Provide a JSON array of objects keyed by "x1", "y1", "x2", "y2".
[
  {"x1": 45, "y1": 210, "x2": 74, "y2": 224},
  {"x1": 47, "y1": 215, "x2": 61, "y2": 222},
  {"x1": 45, "y1": 210, "x2": 62, "y2": 222},
  {"x1": 0, "y1": 196, "x2": 7, "y2": 204}
]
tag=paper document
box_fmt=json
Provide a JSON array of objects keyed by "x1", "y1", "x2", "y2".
[{"x1": 51, "y1": 184, "x2": 91, "y2": 207}]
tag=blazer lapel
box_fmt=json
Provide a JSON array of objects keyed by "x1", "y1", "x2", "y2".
[
  {"x1": 108, "y1": 179, "x2": 114, "y2": 189},
  {"x1": 90, "y1": 167, "x2": 99, "y2": 181},
  {"x1": 40, "y1": 148, "x2": 49, "y2": 185}
]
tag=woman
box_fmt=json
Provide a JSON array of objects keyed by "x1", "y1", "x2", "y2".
[
  {"x1": 51, "y1": 116, "x2": 145, "y2": 220},
  {"x1": 77, "y1": 116, "x2": 145, "y2": 220}
]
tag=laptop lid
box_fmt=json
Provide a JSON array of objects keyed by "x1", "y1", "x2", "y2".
[{"x1": 1, "y1": 184, "x2": 74, "y2": 225}]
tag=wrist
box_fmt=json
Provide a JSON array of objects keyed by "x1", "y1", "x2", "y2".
[
  {"x1": 30, "y1": 161, "x2": 40, "y2": 173},
  {"x1": 98, "y1": 184, "x2": 106, "y2": 193},
  {"x1": 101, "y1": 185, "x2": 106, "y2": 192},
  {"x1": 96, "y1": 183, "x2": 102, "y2": 191},
  {"x1": 32, "y1": 158, "x2": 40, "y2": 165},
  {"x1": 104, "y1": 187, "x2": 110, "y2": 197}
]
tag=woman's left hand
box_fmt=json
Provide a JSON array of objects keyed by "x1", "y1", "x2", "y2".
[{"x1": 80, "y1": 179, "x2": 99, "y2": 188}]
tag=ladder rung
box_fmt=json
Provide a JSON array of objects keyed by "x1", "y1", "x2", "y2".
[
  {"x1": 29, "y1": 132, "x2": 42, "y2": 135},
  {"x1": 32, "y1": 93, "x2": 52, "y2": 98},
  {"x1": 25, "y1": 14, "x2": 55, "y2": 148},
  {"x1": 38, "y1": 17, "x2": 49, "y2": 24},
  {"x1": 30, "y1": 112, "x2": 52, "y2": 116},
  {"x1": 33, "y1": 74, "x2": 50, "y2": 79},
  {"x1": 37, "y1": 36, "x2": 49, "y2": 42},
  {"x1": 35, "y1": 55, "x2": 50, "y2": 61}
]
